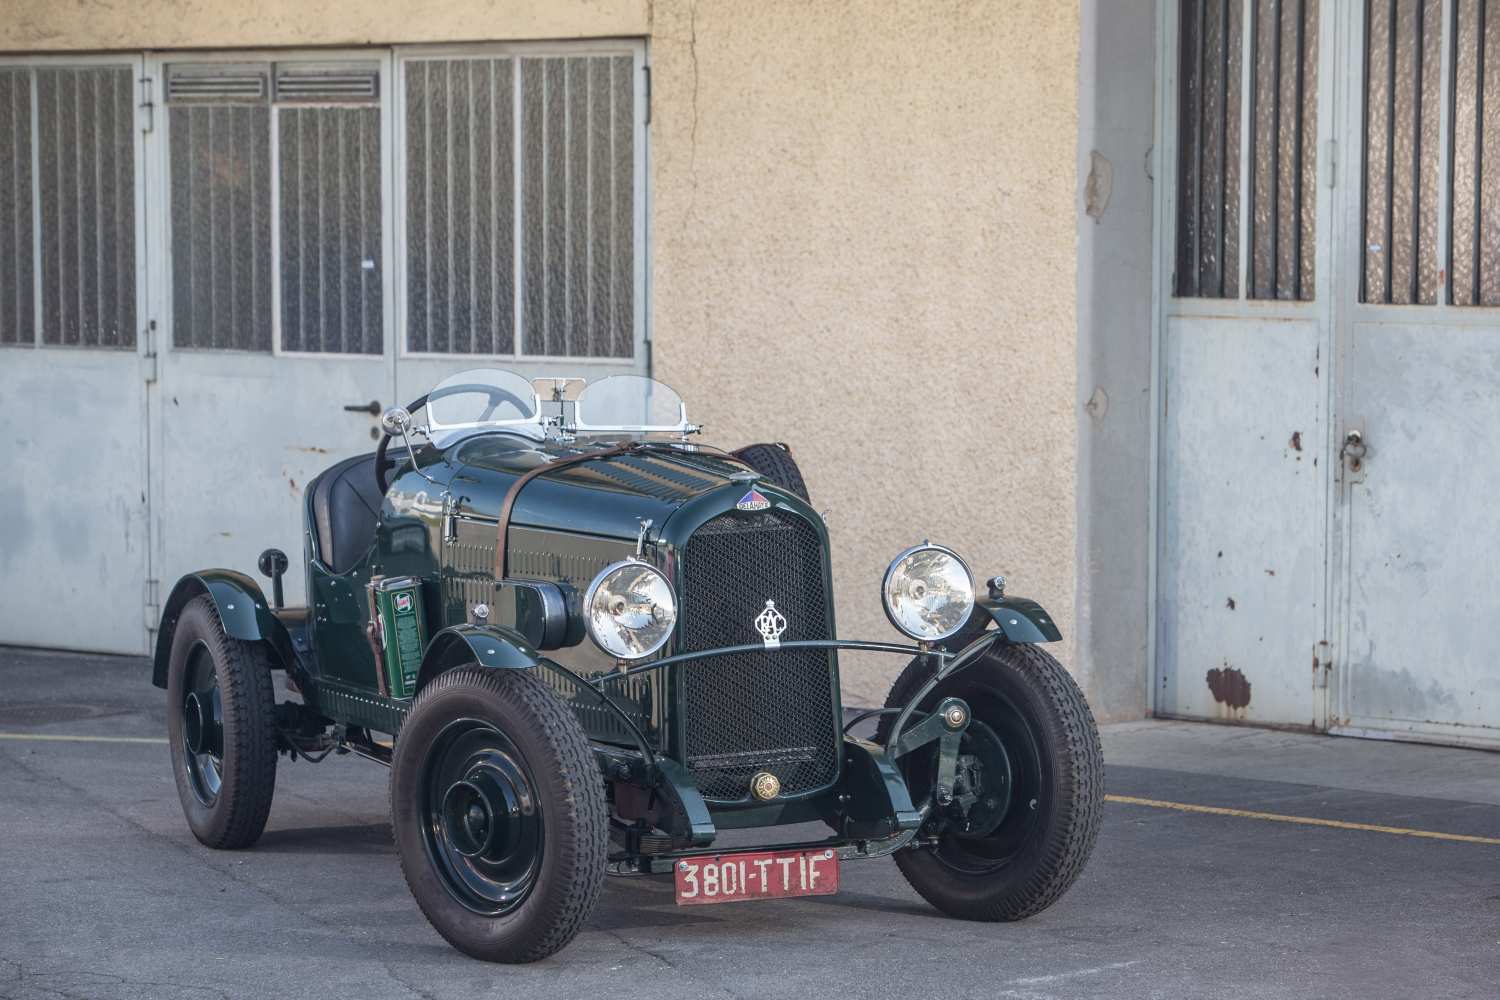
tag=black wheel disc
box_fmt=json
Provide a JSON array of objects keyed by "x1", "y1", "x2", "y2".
[
  {"x1": 181, "y1": 641, "x2": 225, "y2": 806},
  {"x1": 902, "y1": 685, "x2": 1046, "y2": 875},
  {"x1": 420, "y1": 718, "x2": 543, "y2": 916}
]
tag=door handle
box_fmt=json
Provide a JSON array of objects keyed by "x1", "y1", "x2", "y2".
[
  {"x1": 1342, "y1": 429, "x2": 1366, "y2": 472},
  {"x1": 344, "y1": 400, "x2": 381, "y2": 416}
]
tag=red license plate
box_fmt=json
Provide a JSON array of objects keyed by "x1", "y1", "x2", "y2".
[{"x1": 674, "y1": 847, "x2": 840, "y2": 906}]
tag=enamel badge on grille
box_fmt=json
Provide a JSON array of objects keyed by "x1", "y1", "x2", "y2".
[
  {"x1": 736, "y1": 489, "x2": 771, "y2": 511},
  {"x1": 755, "y1": 599, "x2": 788, "y2": 648}
]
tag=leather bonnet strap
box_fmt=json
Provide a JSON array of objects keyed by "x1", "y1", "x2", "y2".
[{"x1": 493, "y1": 442, "x2": 644, "y2": 580}]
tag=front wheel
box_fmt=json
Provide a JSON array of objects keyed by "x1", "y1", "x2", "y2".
[
  {"x1": 876, "y1": 642, "x2": 1103, "y2": 921},
  {"x1": 391, "y1": 667, "x2": 607, "y2": 963}
]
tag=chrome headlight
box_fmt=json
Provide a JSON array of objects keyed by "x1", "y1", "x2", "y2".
[
  {"x1": 583, "y1": 560, "x2": 677, "y2": 660},
  {"x1": 882, "y1": 544, "x2": 975, "y2": 642}
]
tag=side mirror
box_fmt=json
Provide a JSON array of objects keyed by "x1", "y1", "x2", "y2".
[
  {"x1": 381, "y1": 404, "x2": 441, "y2": 489},
  {"x1": 380, "y1": 406, "x2": 412, "y2": 436}
]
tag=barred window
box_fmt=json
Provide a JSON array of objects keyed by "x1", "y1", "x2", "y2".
[
  {"x1": 1174, "y1": 0, "x2": 1319, "y2": 301},
  {"x1": 167, "y1": 62, "x2": 382, "y2": 353},
  {"x1": 0, "y1": 65, "x2": 136, "y2": 348},
  {"x1": 403, "y1": 54, "x2": 638, "y2": 358},
  {"x1": 0, "y1": 69, "x2": 34, "y2": 347},
  {"x1": 1449, "y1": 0, "x2": 1500, "y2": 306},
  {"x1": 1361, "y1": 0, "x2": 1444, "y2": 304}
]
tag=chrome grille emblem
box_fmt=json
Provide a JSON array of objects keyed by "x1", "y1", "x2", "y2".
[{"x1": 754, "y1": 599, "x2": 788, "y2": 649}]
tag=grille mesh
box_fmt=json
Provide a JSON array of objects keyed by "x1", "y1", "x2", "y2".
[{"x1": 679, "y1": 511, "x2": 839, "y2": 801}]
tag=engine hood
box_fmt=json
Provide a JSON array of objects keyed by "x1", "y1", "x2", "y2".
[{"x1": 443, "y1": 433, "x2": 762, "y2": 541}]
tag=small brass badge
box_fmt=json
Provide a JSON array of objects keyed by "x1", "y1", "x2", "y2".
[{"x1": 750, "y1": 771, "x2": 781, "y2": 801}]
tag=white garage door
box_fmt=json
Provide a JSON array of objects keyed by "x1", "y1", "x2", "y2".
[{"x1": 0, "y1": 42, "x2": 648, "y2": 655}]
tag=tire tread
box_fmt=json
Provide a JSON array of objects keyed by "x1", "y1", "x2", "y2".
[
  {"x1": 879, "y1": 642, "x2": 1103, "y2": 921},
  {"x1": 170, "y1": 594, "x2": 279, "y2": 850},
  {"x1": 393, "y1": 668, "x2": 607, "y2": 963}
]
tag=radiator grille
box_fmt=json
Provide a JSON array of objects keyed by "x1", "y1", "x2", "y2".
[{"x1": 679, "y1": 511, "x2": 839, "y2": 801}]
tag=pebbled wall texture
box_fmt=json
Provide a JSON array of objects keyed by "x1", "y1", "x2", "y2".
[
  {"x1": 3, "y1": 0, "x2": 1081, "y2": 709},
  {"x1": 648, "y1": 1, "x2": 1080, "y2": 705}
]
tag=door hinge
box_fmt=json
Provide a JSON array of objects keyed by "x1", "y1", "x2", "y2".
[
  {"x1": 141, "y1": 319, "x2": 158, "y2": 384},
  {"x1": 643, "y1": 65, "x2": 651, "y2": 125},
  {"x1": 1324, "y1": 139, "x2": 1337, "y2": 188},
  {"x1": 144, "y1": 578, "x2": 161, "y2": 631},
  {"x1": 139, "y1": 76, "x2": 155, "y2": 134},
  {"x1": 1313, "y1": 640, "x2": 1332, "y2": 688}
]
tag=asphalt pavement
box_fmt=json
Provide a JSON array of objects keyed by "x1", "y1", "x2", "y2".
[{"x1": 3, "y1": 645, "x2": 1499, "y2": 1000}]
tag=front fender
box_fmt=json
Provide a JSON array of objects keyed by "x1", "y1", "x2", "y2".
[
  {"x1": 414, "y1": 624, "x2": 542, "y2": 692},
  {"x1": 976, "y1": 594, "x2": 1063, "y2": 644},
  {"x1": 152, "y1": 571, "x2": 297, "y2": 688}
]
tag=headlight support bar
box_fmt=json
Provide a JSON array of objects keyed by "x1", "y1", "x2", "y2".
[{"x1": 597, "y1": 639, "x2": 944, "y2": 688}]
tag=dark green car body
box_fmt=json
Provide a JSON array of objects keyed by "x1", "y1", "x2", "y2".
[{"x1": 152, "y1": 428, "x2": 1062, "y2": 855}]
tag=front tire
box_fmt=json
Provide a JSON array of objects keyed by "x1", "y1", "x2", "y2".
[
  {"x1": 876, "y1": 642, "x2": 1103, "y2": 921},
  {"x1": 165, "y1": 594, "x2": 279, "y2": 849},
  {"x1": 391, "y1": 667, "x2": 607, "y2": 963}
]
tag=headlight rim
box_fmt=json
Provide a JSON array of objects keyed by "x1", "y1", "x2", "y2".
[
  {"x1": 881, "y1": 542, "x2": 976, "y2": 643},
  {"x1": 582, "y1": 557, "x2": 677, "y2": 661}
]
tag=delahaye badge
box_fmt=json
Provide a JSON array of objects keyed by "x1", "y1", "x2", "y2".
[{"x1": 735, "y1": 489, "x2": 771, "y2": 511}]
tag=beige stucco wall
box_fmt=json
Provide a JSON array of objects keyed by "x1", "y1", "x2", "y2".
[
  {"x1": 0, "y1": 1, "x2": 651, "y2": 50},
  {"x1": 5, "y1": 0, "x2": 1080, "y2": 708},
  {"x1": 650, "y1": 1, "x2": 1079, "y2": 704}
]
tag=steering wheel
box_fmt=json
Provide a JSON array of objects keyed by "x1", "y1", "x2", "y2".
[
  {"x1": 375, "y1": 394, "x2": 428, "y2": 495},
  {"x1": 374, "y1": 383, "x2": 535, "y2": 493}
]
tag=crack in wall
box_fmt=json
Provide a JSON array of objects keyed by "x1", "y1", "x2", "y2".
[{"x1": 684, "y1": 0, "x2": 702, "y2": 233}]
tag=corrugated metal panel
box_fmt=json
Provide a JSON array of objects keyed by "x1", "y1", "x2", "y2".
[
  {"x1": 36, "y1": 67, "x2": 136, "y2": 348},
  {"x1": 1362, "y1": 0, "x2": 1443, "y2": 304},
  {"x1": 405, "y1": 58, "x2": 515, "y2": 354},
  {"x1": 279, "y1": 107, "x2": 381, "y2": 354},
  {"x1": 1450, "y1": 0, "x2": 1500, "y2": 305},
  {"x1": 0, "y1": 68, "x2": 34, "y2": 347},
  {"x1": 1249, "y1": 0, "x2": 1319, "y2": 301},
  {"x1": 521, "y1": 55, "x2": 633, "y2": 357},
  {"x1": 274, "y1": 64, "x2": 380, "y2": 103},
  {"x1": 169, "y1": 103, "x2": 272, "y2": 350}
]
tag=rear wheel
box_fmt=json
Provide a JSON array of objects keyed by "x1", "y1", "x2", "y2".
[
  {"x1": 165, "y1": 594, "x2": 279, "y2": 849},
  {"x1": 876, "y1": 643, "x2": 1103, "y2": 921},
  {"x1": 732, "y1": 442, "x2": 809, "y2": 500},
  {"x1": 391, "y1": 667, "x2": 607, "y2": 963}
]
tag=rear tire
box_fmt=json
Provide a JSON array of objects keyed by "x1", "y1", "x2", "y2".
[
  {"x1": 876, "y1": 643, "x2": 1103, "y2": 921},
  {"x1": 165, "y1": 594, "x2": 279, "y2": 850},
  {"x1": 391, "y1": 667, "x2": 607, "y2": 963},
  {"x1": 732, "y1": 442, "x2": 810, "y2": 501}
]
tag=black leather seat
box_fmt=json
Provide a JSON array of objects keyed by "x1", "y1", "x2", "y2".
[{"x1": 308, "y1": 453, "x2": 383, "y2": 574}]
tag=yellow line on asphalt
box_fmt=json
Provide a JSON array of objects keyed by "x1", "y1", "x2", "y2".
[
  {"x1": 0, "y1": 731, "x2": 167, "y2": 745},
  {"x1": 1106, "y1": 793, "x2": 1500, "y2": 846},
  {"x1": 0, "y1": 736, "x2": 1494, "y2": 847}
]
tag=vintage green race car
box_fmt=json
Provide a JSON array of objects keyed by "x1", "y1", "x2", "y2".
[{"x1": 151, "y1": 369, "x2": 1103, "y2": 963}]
